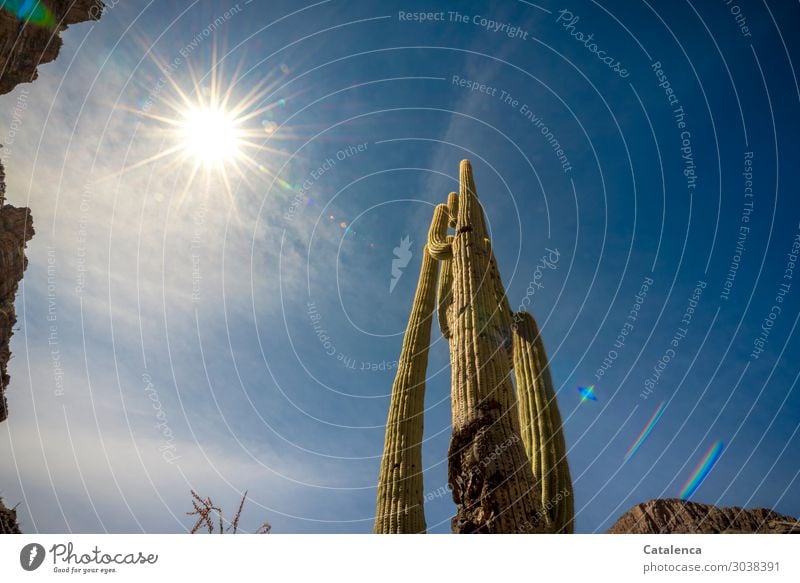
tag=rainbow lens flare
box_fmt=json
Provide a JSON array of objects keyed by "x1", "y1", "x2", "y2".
[
  {"x1": 578, "y1": 385, "x2": 597, "y2": 402},
  {"x1": 2, "y1": 0, "x2": 56, "y2": 28},
  {"x1": 679, "y1": 440, "x2": 724, "y2": 500},
  {"x1": 624, "y1": 401, "x2": 666, "y2": 462}
]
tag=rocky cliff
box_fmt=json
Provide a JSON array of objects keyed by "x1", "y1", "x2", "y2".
[
  {"x1": 0, "y1": 496, "x2": 21, "y2": 534},
  {"x1": 1, "y1": 0, "x2": 104, "y2": 95},
  {"x1": 608, "y1": 498, "x2": 799, "y2": 534},
  {"x1": 0, "y1": 172, "x2": 34, "y2": 423},
  {"x1": 0, "y1": 0, "x2": 104, "y2": 535},
  {"x1": 1, "y1": 1, "x2": 103, "y2": 424}
]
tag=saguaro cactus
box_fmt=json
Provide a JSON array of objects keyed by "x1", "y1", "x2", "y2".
[
  {"x1": 512, "y1": 311, "x2": 574, "y2": 533},
  {"x1": 444, "y1": 160, "x2": 545, "y2": 533},
  {"x1": 374, "y1": 246, "x2": 439, "y2": 533},
  {"x1": 374, "y1": 159, "x2": 573, "y2": 533}
]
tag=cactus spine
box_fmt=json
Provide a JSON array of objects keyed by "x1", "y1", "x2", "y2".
[
  {"x1": 374, "y1": 246, "x2": 439, "y2": 533},
  {"x1": 512, "y1": 311, "x2": 574, "y2": 533}
]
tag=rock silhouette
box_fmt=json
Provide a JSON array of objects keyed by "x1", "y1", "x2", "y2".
[{"x1": 608, "y1": 498, "x2": 799, "y2": 534}]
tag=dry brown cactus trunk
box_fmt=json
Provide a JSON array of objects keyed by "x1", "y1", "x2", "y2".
[
  {"x1": 445, "y1": 160, "x2": 545, "y2": 533},
  {"x1": 373, "y1": 246, "x2": 439, "y2": 533},
  {"x1": 512, "y1": 311, "x2": 574, "y2": 533}
]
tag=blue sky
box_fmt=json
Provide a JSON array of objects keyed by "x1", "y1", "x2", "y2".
[{"x1": 1, "y1": 0, "x2": 798, "y2": 533}]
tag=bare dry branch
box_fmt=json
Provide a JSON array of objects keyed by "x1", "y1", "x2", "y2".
[{"x1": 187, "y1": 489, "x2": 271, "y2": 534}]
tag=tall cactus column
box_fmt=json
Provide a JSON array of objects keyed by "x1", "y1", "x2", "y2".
[
  {"x1": 446, "y1": 160, "x2": 545, "y2": 533},
  {"x1": 512, "y1": 312, "x2": 574, "y2": 533},
  {"x1": 374, "y1": 246, "x2": 439, "y2": 533}
]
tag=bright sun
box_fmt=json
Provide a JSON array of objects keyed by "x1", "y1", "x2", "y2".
[
  {"x1": 179, "y1": 106, "x2": 242, "y2": 165},
  {"x1": 127, "y1": 56, "x2": 294, "y2": 205}
]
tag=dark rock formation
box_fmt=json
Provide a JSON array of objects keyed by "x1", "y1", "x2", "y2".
[
  {"x1": 0, "y1": 181, "x2": 34, "y2": 423},
  {"x1": 0, "y1": 496, "x2": 21, "y2": 533},
  {"x1": 608, "y1": 498, "x2": 799, "y2": 534},
  {"x1": 0, "y1": 0, "x2": 105, "y2": 535},
  {"x1": 1, "y1": 1, "x2": 103, "y2": 423},
  {"x1": 1, "y1": 0, "x2": 104, "y2": 95}
]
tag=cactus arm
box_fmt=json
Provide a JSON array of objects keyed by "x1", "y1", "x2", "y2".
[
  {"x1": 427, "y1": 203, "x2": 453, "y2": 260},
  {"x1": 512, "y1": 311, "x2": 574, "y2": 533},
  {"x1": 374, "y1": 245, "x2": 439, "y2": 534},
  {"x1": 432, "y1": 195, "x2": 458, "y2": 338},
  {"x1": 446, "y1": 191, "x2": 459, "y2": 228}
]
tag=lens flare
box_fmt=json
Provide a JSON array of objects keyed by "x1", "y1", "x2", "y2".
[
  {"x1": 2, "y1": 0, "x2": 55, "y2": 27},
  {"x1": 578, "y1": 385, "x2": 597, "y2": 402},
  {"x1": 679, "y1": 440, "x2": 724, "y2": 500},
  {"x1": 624, "y1": 401, "x2": 666, "y2": 462}
]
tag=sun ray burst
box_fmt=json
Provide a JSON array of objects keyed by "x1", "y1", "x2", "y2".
[{"x1": 106, "y1": 41, "x2": 308, "y2": 213}]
